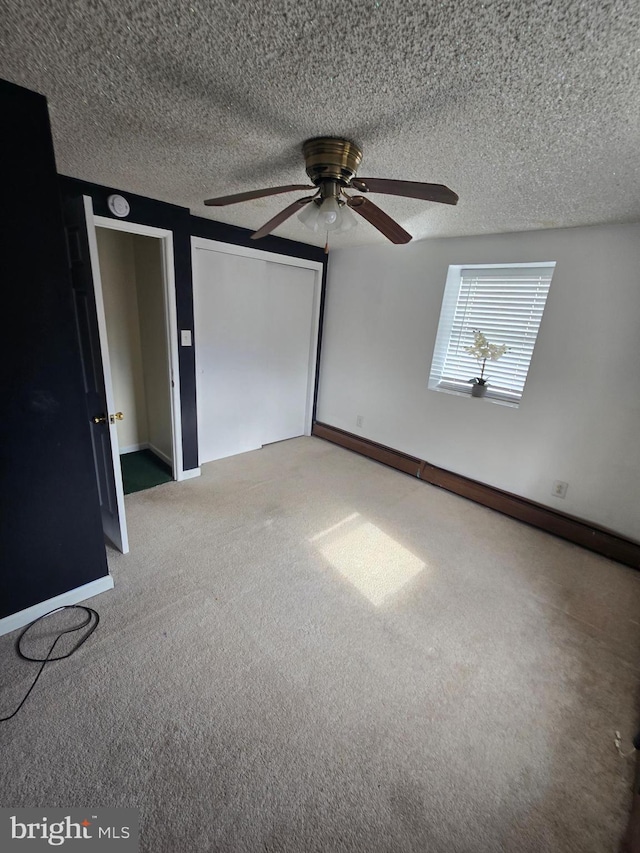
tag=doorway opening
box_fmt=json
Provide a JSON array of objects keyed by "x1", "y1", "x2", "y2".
[{"x1": 94, "y1": 226, "x2": 177, "y2": 496}]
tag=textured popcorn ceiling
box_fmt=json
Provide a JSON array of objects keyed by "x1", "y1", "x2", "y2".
[{"x1": 1, "y1": 0, "x2": 639, "y2": 247}]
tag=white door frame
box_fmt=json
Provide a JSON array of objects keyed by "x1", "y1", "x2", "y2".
[
  {"x1": 191, "y1": 236, "x2": 324, "y2": 452},
  {"x1": 84, "y1": 198, "x2": 129, "y2": 553},
  {"x1": 95, "y1": 215, "x2": 185, "y2": 481}
]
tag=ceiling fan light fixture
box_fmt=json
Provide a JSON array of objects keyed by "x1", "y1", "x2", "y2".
[
  {"x1": 298, "y1": 196, "x2": 357, "y2": 235},
  {"x1": 318, "y1": 197, "x2": 341, "y2": 228},
  {"x1": 331, "y1": 202, "x2": 357, "y2": 234},
  {"x1": 297, "y1": 199, "x2": 322, "y2": 231}
]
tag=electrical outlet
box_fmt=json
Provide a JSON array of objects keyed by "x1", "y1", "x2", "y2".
[
  {"x1": 356, "y1": 415, "x2": 364, "y2": 428},
  {"x1": 552, "y1": 480, "x2": 568, "y2": 499}
]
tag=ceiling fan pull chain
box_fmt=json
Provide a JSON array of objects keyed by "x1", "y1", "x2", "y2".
[{"x1": 324, "y1": 231, "x2": 329, "y2": 255}]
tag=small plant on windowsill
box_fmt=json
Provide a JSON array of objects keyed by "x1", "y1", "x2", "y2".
[{"x1": 463, "y1": 330, "x2": 509, "y2": 397}]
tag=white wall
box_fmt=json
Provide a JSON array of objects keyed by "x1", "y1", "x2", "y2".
[
  {"x1": 133, "y1": 235, "x2": 173, "y2": 464},
  {"x1": 317, "y1": 222, "x2": 640, "y2": 541},
  {"x1": 96, "y1": 228, "x2": 149, "y2": 449}
]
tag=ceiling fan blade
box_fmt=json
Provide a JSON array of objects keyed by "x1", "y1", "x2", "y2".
[
  {"x1": 251, "y1": 197, "x2": 314, "y2": 240},
  {"x1": 204, "y1": 184, "x2": 315, "y2": 206},
  {"x1": 346, "y1": 196, "x2": 412, "y2": 244},
  {"x1": 350, "y1": 178, "x2": 459, "y2": 206}
]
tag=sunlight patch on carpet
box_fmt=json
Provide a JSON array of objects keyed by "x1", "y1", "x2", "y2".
[
  {"x1": 311, "y1": 515, "x2": 426, "y2": 606},
  {"x1": 309, "y1": 512, "x2": 361, "y2": 542}
]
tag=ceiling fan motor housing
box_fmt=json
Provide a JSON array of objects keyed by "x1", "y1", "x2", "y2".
[{"x1": 303, "y1": 137, "x2": 363, "y2": 188}]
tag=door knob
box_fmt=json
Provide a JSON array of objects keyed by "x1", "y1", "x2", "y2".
[{"x1": 92, "y1": 412, "x2": 124, "y2": 425}]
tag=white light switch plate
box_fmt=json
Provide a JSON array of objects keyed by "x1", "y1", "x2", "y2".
[{"x1": 181, "y1": 330, "x2": 192, "y2": 347}]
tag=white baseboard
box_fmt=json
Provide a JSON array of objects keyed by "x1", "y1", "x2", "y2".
[
  {"x1": 179, "y1": 467, "x2": 201, "y2": 481},
  {"x1": 120, "y1": 443, "x2": 148, "y2": 455},
  {"x1": 148, "y1": 443, "x2": 173, "y2": 468},
  {"x1": 0, "y1": 575, "x2": 115, "y2": 637}
]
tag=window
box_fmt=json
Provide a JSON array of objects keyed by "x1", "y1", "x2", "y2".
[{"x1": 428, "y1": 263, "x2": 555, "y2": 405}]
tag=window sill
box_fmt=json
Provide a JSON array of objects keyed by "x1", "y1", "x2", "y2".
[{"x1": 428, "y1": 385, "x2": 520, "y2": 408}]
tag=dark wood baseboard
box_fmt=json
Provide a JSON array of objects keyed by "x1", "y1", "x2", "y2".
[
  {"x1": 312, "y1": 422, "x2": 640, "y2": 570},
  {"x1": 622, "y1": 743, "x2": 640, "y2": 852}
]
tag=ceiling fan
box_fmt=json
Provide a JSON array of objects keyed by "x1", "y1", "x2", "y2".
[{"x1": 204, "y1": 137, "x2": 458, "y2": 245}]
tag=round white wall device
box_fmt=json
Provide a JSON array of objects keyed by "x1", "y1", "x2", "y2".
[{"x1": 107, "y1": 194, "x2": 130, "y2": 218}]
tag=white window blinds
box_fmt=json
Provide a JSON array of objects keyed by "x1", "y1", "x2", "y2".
[{"x1": 430, "y1": 265, "x2": 554, "y2": 403}]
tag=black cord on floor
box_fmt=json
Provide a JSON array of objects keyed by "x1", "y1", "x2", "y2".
[{"x1": 0, "y1": 605, "x2": 99, "y2": 722}]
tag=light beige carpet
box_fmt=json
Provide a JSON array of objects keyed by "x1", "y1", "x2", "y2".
[{"x1": 1, "y1": 436, "x2": 639, "y2": 851}]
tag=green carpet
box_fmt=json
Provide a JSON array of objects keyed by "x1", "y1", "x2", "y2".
[{"x1": 120, "y1": 449, "x2": 172, "y2": 494}]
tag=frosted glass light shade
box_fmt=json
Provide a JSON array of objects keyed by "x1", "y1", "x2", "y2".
[
  {"x1": 298, "y1": 198, "x2": 357, "y2": 234},
  {"x1": 332, "y1": 204, "x2": 357, "y2": 234},
  {"x1": 298, "y1": 201, "x2": 321, "y2": 231}
]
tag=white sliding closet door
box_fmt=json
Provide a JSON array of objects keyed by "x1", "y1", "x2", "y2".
[
  {"x1": 194, "y1": 250, "x2": 267, "y2": 463},
  {"x1": 262, "y1": 263, "x2": 316, "y2": 446},
  {"x1": 193, "y1": 247, "x2": 317, "y2": 465}
]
